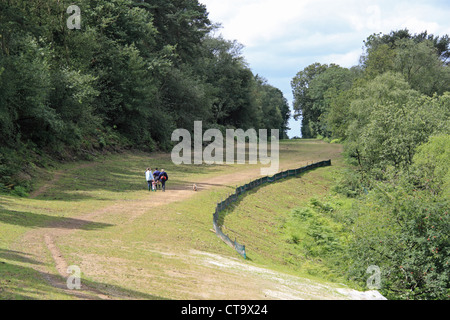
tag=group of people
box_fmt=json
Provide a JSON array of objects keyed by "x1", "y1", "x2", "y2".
[{"x1": 145, "y1": 167, "x2": 169, "y2": 192}]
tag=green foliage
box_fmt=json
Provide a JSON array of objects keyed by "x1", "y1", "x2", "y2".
[
  {"x1": 361, "y1": 31, "x2": 450, "y2": 96},
  {"x1": 291, "y1": 63, "x2": 329, "y2": 138},
  {"x1": 10, "y1": 186, "x2": 29, "y2": 197},
  {"x1": 330, "y1": 139, "x2": 341, "y2": 144},
  {"x1": 363, "y1": 43, "x2": 396, "y2": 79},
  {"x1": 290, "y1": 28, "x2": 449, "y2": 299},
  {"x1": 292, "y1": 63, "x2": 357, "y2": 138},
  {"x1": 294, "y1": 29, "x2": 449, "y2": 142},
  {"x1": 285, "y1": 163, "x2": 450, "y2": 300},
  {"x1": 363, "y1": 29, "x2": 450, "y2": 66},
  {"x1": 335, "y1": 73, "x2": 448, "y2": 175},
  {"x1": 252, "y1": 75, "x2": 291, "y2": 138},
  {"x1": 393, "y1": 39, "x2": 450, "y2": 96},
  {"x1": 323, "y1": 128, "x2": 449, "y2": 300},
  {"x1": 285, "y1": 199, "x2": 344, "y2": 260},
  {"x1": 337, "y1": 181, "x2": 450, "y2": 300},
  {"x1": 0, "y1": 0, "x2": 291, "y2": 191},
  {"x1": 408, "y1": 134, "x2": 450, "y2": 199}
]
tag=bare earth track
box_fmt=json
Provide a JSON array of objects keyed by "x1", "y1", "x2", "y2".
[
  {"x1": 9, "y1": 147, "x2": 386, "y2": 300},
  {"x1": 14, "y1": 163, "x2": 268, "y2": 299},
  {"x1": 15, "y1": 166, "x2": 203, "y2": 299}
]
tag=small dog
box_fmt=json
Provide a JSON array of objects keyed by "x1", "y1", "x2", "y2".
[{"x1": 193, "y1": 184, "x2": 198, "y2": 191}]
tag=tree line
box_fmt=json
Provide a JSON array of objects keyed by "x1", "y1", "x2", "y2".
[
  {"x1": 291, "y1": 29, "x2": 449, "y2": 299},
  {"x1": 0, "y1": 0, "x2": 290, "y2": 192}
]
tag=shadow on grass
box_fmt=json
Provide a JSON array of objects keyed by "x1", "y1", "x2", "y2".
[
  {"x1": 0, "y1": 248, "x2": 44, "y2": 266},
  {"x1": 81, "y1": 278, "x2": 170, "y2": 300},
  {"x1": 0, "y1": 207, "x2": 113, "y2": 230},
  {"x1": 0, "y1": 260, "x2": 168, "y2": 300}
]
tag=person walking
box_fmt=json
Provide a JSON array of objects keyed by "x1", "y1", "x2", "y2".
[
  {"x1": 159, "y1": 169, "x2": 169, "y2": 192},
  {"x1": 153, "y1": 168, "x2": 161, "y2": 190},
  {"x1": 145, "y1": 168, "x2": 154, "y2": 191}
]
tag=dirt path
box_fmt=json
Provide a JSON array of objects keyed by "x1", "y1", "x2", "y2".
[
  {"x1": 13, "y1": 162, "x2": 277, "y2": 300},
  {"x1": 14, "y1": 191, "x2": 198, "y2": 299},
  {"x1": 10, "y1": 150, "x2": 384, "y2": 300}
]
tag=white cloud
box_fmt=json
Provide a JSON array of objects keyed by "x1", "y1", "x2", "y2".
[
  {"x1": 204, "y1": 0, "x2": 311, "y2": 46},
  {"x1": 318, "y1": 49, "x2": 364, "y2": 68},
  {"x1": 203, "y1": 0, "x2": 450, "y2": 52},
  {"x1": 200, "y1": 0, "x2": 450, "y2": 137}
]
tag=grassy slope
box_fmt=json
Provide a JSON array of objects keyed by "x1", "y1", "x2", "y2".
[
  {"x1": 0, "y1": 140, "x2": 349, "y2": 300},
  {"x1": 222, "y1": 158, "x2": 351, "y2": 281}
]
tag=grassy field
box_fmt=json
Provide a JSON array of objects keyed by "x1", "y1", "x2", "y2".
[{"x1": 0, "y1": 139, "x2": 376, "y2": 300}]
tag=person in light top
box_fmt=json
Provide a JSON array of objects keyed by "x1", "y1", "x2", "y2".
[{"x1": 145, "y1": 168, "x2": 154, "y2": 191}]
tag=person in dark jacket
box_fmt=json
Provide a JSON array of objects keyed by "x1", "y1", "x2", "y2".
[
  {"x1": 159, "y1": 169, "x2": 168, "y2": 192},
  {"x1": 153, "y1": 168, "x2": 161, "y2": 190}
]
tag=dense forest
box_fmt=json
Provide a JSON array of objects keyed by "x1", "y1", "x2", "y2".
[
  {"x1": 0, "y1": 0, "x2": 290, "y2": 192},
  {"x1": 291, "y1": 29, "x2": 449, "y2": 299}
]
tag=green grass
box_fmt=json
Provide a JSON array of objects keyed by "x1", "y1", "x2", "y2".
[
  {"x1": 1, "y1": 140, "x2": 349, "y2": 299},
  {"x1": 221, "y1": 161, "x2": 348, "y2": 279}
]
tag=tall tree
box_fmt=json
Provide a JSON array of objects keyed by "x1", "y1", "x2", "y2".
[
  {"x1": 292, "y1": 63, "x2": 355, "y2": 138},
  {"x1": 253, "y1": 75, "x2": 291, "y2": 138},
  {"x1": 140, "y1": 0, "x2": 212, "y2": 65},
  {"x1": 291, "y1": 63, "x2": 328, "y2": 138}
]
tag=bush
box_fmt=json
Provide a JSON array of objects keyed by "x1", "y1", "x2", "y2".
[
  {"x1": 332, "y1": 179, "x2": 450, "y2": 300},
  {"x1": 285, "y1": 202, "x2": 345, "y2": 261},
  {"x1": 0, "y1": 183, "x2": 9, "y2": 194},
  {"x1": 332, "y1": 168, "x2": 370, "y2": 198},
  {"x1": 11, "y1": 186, "x2": 29, "y2": 197},
  {"x1": 409, "y1": 134, "x2": 450, "y2": 198},
  {"x1": 330, "y1": 138, "x2": 342, "y2": 144}
]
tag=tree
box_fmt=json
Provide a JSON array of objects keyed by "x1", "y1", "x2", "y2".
[
  {"x1": 291, "y1": 63, "x2": 329, "y2": 138},
  {"x1": 0, "y1": 0, "x2": 291, "y2": 190},
  {"x1": 333, "y1": 71, "x2": 449, "y2": 179},
  {"x1": 362, "y1": 30, "x2": 450, "y2": 95},
  {"x1": 253, "y1": 75, "x2": 291, "y2": 138},
  {"x1": 393, "y1": 39, "x2": 450, "y2": 96},
  {"x1": 363, "y1": 29, "x2": 450, "y2": 64},
  {"x1": 201, "y1": 37, "x2": 258, "y2": 130},
  {"x1": 302, "y1": 29, "x2": 450, "y2": 300},
  {"x1": 340, "y1": 134, "x2": 450, "y2": 299},
  {"x1": 140, "y1": 0, "x2": 212, "y2": 65},
  {"x1": 409, "y1": 134, "x2": 450, "y2": 198},
  {"x1": 291, "y1": 63, "x2": 355, "y2": 138},
  {"x1": 362, "y1": 43, "x2": 396, "y2": 79}
]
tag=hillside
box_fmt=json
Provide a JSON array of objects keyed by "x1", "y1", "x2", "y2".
[{"x1": 0, "y1": 140, "x2": 385, "y2": 300}]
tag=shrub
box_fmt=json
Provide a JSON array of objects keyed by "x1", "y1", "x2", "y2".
[
  {"x1": 330, "y1": 138, "x2": 342, "y2": 144},
  {"x1": 335, "y1": 180, "x2": 450, "y2": 300},
  {"x1": 0, "y1": 183, "x2": 9, "y2": 194},
  {"x1": 11, "y1": 186, "x2": 29, "y2": 197},
  {"x1": 332, "y1": 168, "x2": 369, "y2": 198}
]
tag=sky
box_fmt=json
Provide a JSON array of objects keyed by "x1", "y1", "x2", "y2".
[{"x1": 199, "y1": 0, "x2": 450, "y2": 138}]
